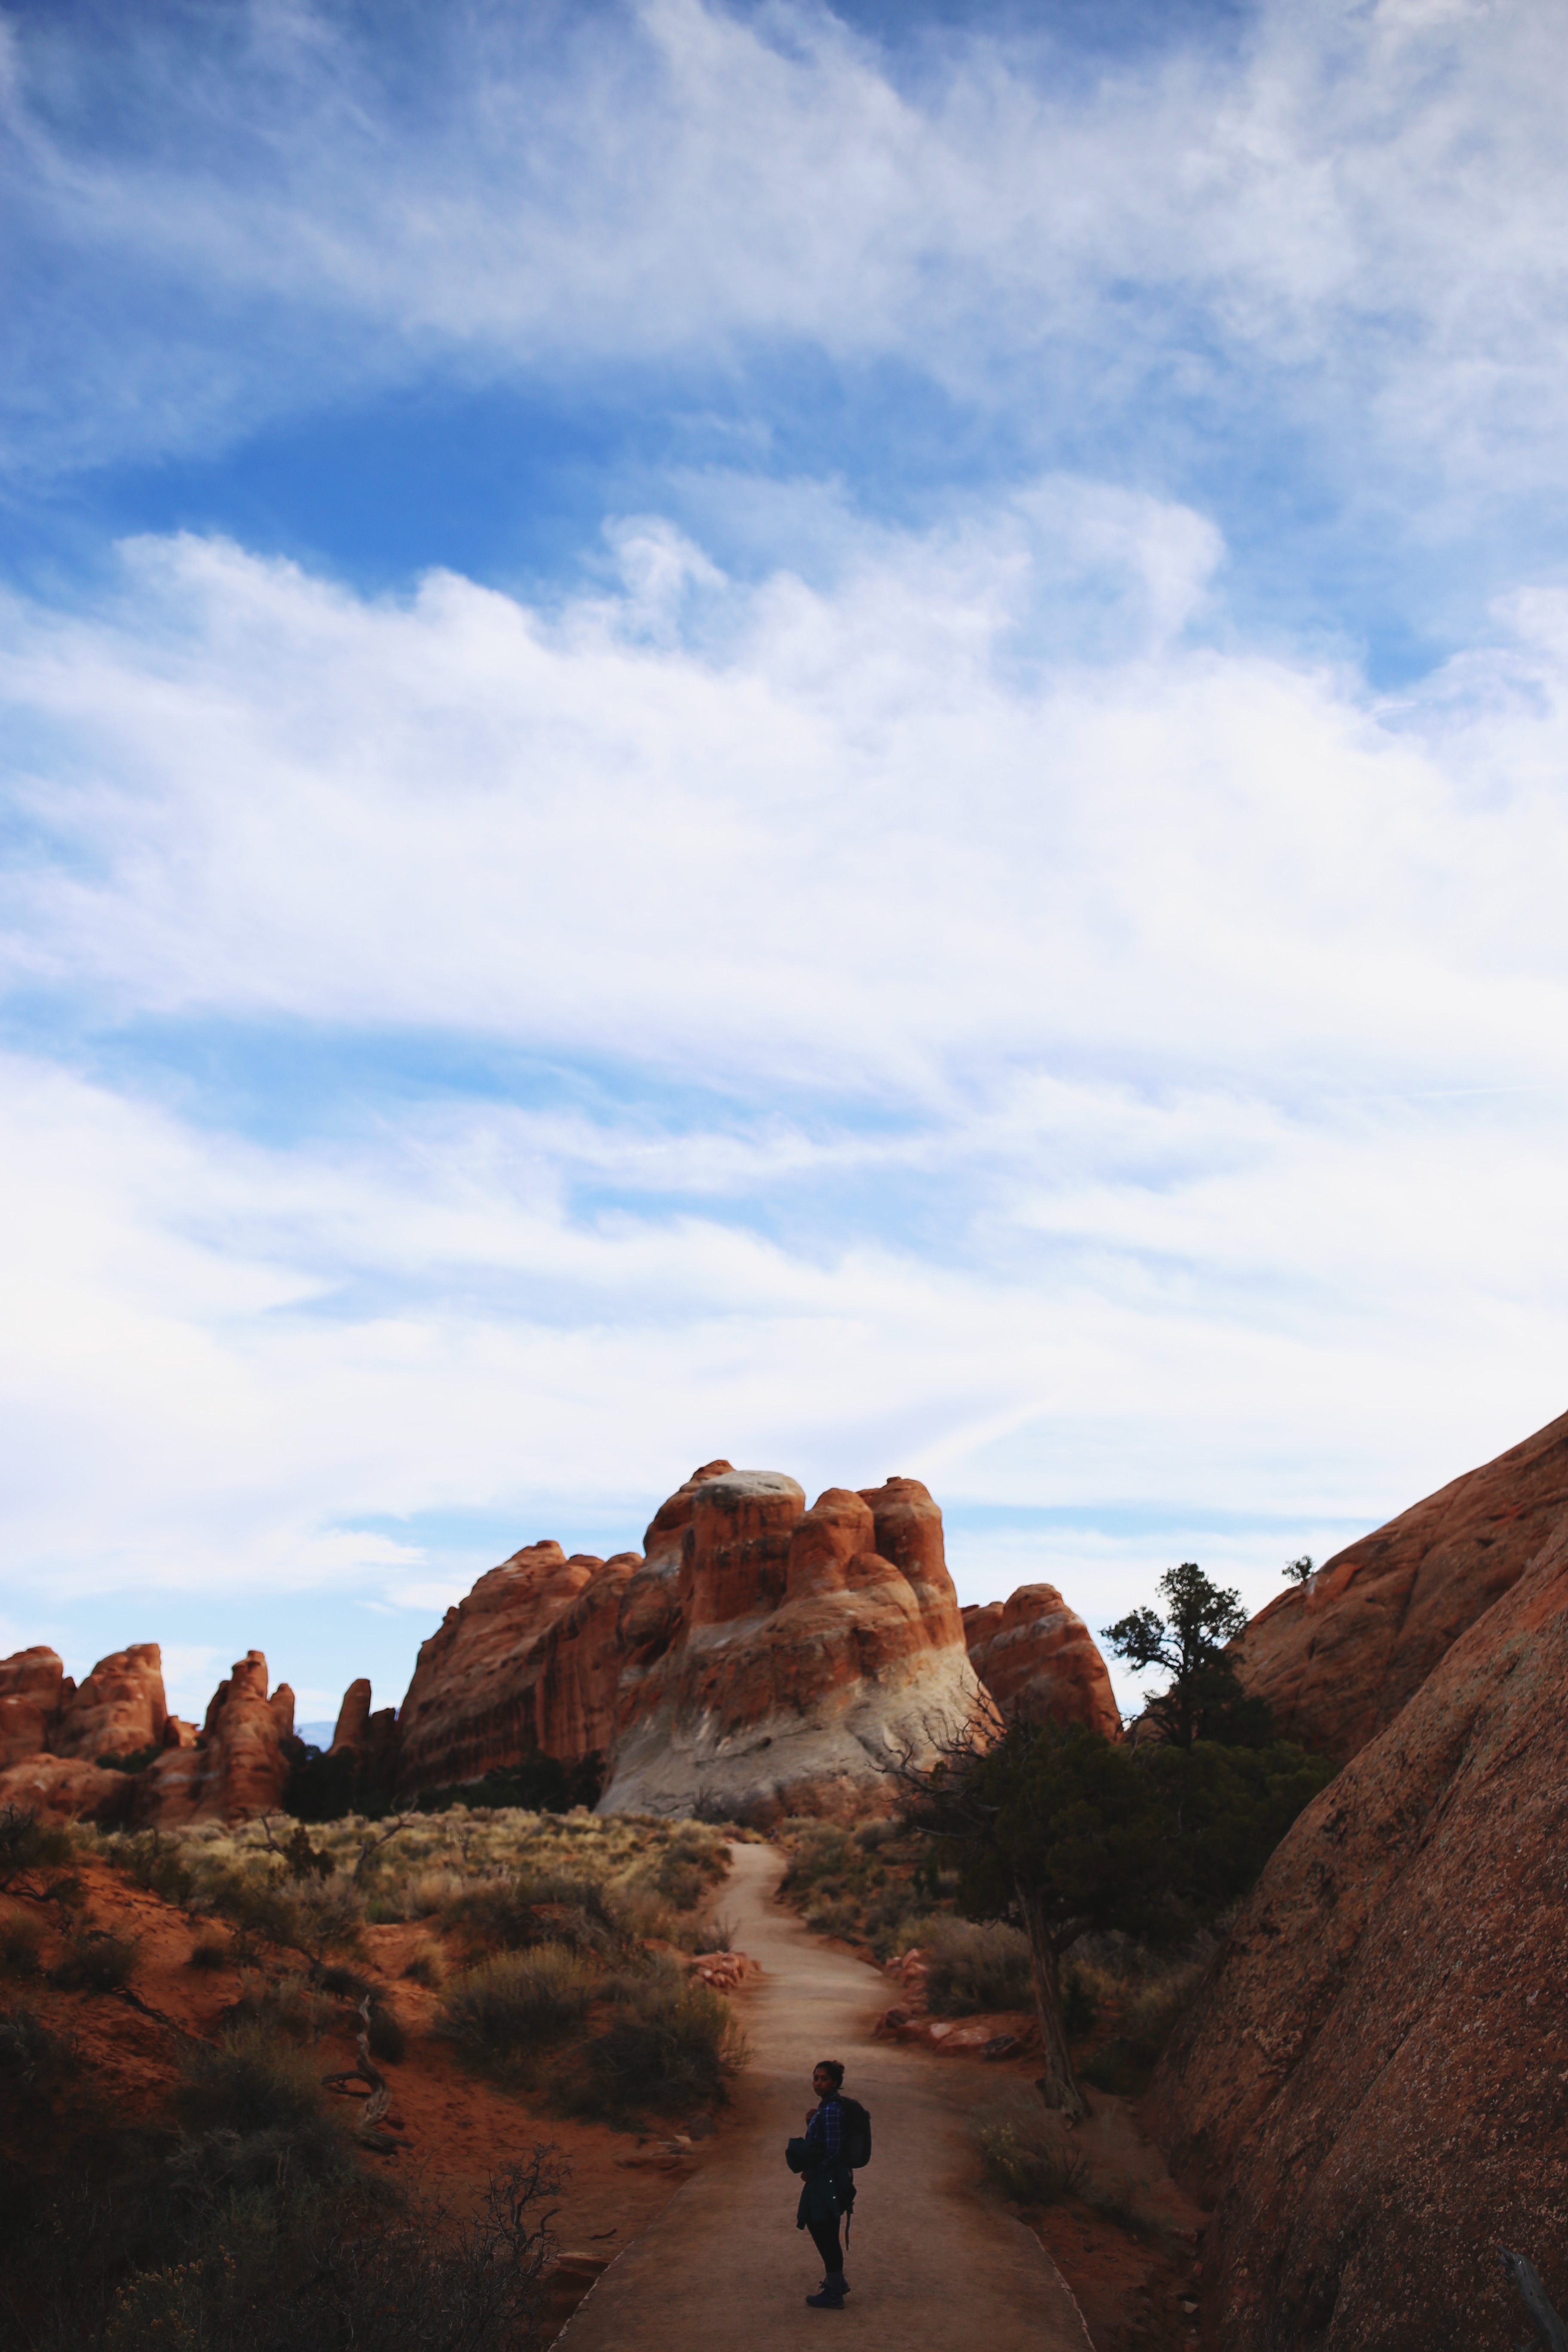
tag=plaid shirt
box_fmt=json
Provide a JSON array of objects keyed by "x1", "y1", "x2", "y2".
[{"x1": 805, "y1": 2095, "x2": 843, "y2": 2161}]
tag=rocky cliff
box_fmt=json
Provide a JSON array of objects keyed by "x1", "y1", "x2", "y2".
[
  {"x1": 962, "y1": 1584, "x2": 1121, "y2": 1736},
  {"x1": 1147, "y1": 1458, "x2": 1568, "y2": 2349},
  {"x1": 1235, "y1": 1404, "x2": 1568, "y2": 1762}
]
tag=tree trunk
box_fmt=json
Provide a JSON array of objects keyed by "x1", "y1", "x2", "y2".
[{"x1": 1016, "y1": 1880, "x2": 1086, "y2": 2120}]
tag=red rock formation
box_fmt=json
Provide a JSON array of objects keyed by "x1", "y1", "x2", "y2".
[
  {"x1": 0, "y1": 1752, "x2": 123, "y2": 1825},
  {"x1": 50, "y1": 1643, "x2": 168, "y2": 1761},
  {"x1": 1236, "y1": 1404, "x2": 1568, "y2": 1761},
  {"x1": 1146, "y1": 1510, "x2": 1568, "y2": 2350},
  {"x1": 0, "y1": 1648, "x2": 70, "y2": 1768},
  {"x1": 395, "y1": 1543, "x2": 641, "y2": 1792},
  {"x1": 137, "y1": 1651, "x2": 295, "y2": 1824},
  {"x1": 330, "y1": 1678, "x2": 372, "y2": 1752},
  {"x1": 962, "y1": 1586, "x2": 1120, "y2": 1737},
  {"x1": 602, "y1": 1468, "x2": 984, "y2": 1822}
]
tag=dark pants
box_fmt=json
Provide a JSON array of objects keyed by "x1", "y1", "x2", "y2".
[{"x1": 807, "y1": 2213, "x2": 842, "y2": 2275}]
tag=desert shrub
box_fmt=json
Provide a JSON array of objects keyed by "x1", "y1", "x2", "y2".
[
  {"x1": 110, "y1": 1830, "x2": 196, "y2": 1907},
  {"x1": 401, "y1": 1940, "x2": 446, "y2": 1988},
  {"x1": 416, "y1": 1753, "x2": 604, "y2": 1816},
  {"x1": 176, "y1": 2021, "x2": 348, "y2": 2176},
  {"x1": 1122, "y1": 1959, "x2": 1207, "y2": 2063},
  {"x1": 803, "y1": 1896, "x2": 861, "y2": 1941},
  {"x1": 0, "y1": 2004, "x2": 76, "y2": 2100},
  {"x1": 404, "y1": 1865, "x2": 467, "y2": 1917},
  {"x1": 437, "y1": 1946, "x2": 598, "y2": 2065},
  {"x1": 315, "y1": 1960, "x2": 374, "y2": 2000},
  {"x1": 0, "y1": 1913, "x2": 43, "y2": 1979},
  {"x1": 701, "y1": 1913, "x2": 737, "y2": 1954},
  {"x1": 187, "y1": 1936, "x2": 230, "y2": 1971},
  {"x1": 95, "y1": 1745, "x2": 163, "y2": 1776},
  {"x1": 221, "y1": 1971, "x2": 333, "y2": 2044},
  {"x1": 0, "y1": 1805, "x2": 72, "y2": 1891},
  {"x1": 43, "y1": 1872, "x2": 85, "y2": 1910},
  {"x1": 49, "y1": 1928, "x2": 138, "y2": 1992},
  {"x1": 923, "y1": 1917, "x2": 1032, "y2": 2016},
  {"x1": 973, "y1": 2093, "x2": 1087, "y2": 2205},
  {"x1": 575, "y1": 1957, "x2": 738, "y2": 2117}
]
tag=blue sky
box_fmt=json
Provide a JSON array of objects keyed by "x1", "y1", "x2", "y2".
[{"x1": 5, "y1": 0, "x2": 1568, "y2": 1726}]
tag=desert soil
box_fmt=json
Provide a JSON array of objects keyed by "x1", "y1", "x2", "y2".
[{"x1": 559, "y1": 1841, "x2": 1096, "y2": 2352}]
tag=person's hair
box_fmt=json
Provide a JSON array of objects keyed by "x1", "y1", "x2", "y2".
[{"x1": 814, "y1": 2058, "x2": 845, "y2": 2090}]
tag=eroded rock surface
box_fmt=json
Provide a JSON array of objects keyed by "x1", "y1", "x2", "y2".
[
  {"x1": 1236, "y1": 1404, "x2": 1568, "y2": 1761},
  {"x1": 395, "y1": 1541, "x2": 644, "y2": 1792},
  {"x1": 963, "y1": 1585, "x2": 1120, "y2": 1736},
  {"x1": 50, "y1": 1643, "x2": 168, "y2": 1761},
  {"x1": 599, "y1": 1470, "x2": 983, "y2": 1822},
  {"x1": 135, "y1": 1651, "x2": 295, "y2": 1825},
  {"x1": 0, "y1": 1648, "x2": 71, "y2": 1768},
  {"x1": 1147, "y1": 1512, "x2": 1568, "y2": 2351}
]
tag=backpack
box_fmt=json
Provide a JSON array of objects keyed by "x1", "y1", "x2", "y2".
[{"x1": 838, "y1": 2095, "x2": 872, "y2": 2169}]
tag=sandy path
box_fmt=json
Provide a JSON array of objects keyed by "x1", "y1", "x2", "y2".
[{"x1": 560, "y1": 1843, "x2": 1094, "y2": 2351}]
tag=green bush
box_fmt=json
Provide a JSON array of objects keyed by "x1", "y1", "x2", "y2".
[
  {"x1": 437, "y1": 1946, "x2": 597, "y2": 2064},
  {"x1": 576, "y1": 1957, "x2": 737, "y2": 2117},
  {"x1": 924, "y1": 1917, "x2": 1032, "y2": 2016}
]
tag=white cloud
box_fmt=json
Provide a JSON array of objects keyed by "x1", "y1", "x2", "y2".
[
  {"x1": 2, "y1": 494, "x2": 1567, "y2": 1646},
  {"x1": 5, "y1": 0, "x2": 1568, "y2": 506}
]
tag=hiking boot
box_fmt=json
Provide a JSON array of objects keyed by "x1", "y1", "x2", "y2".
[
  {"x1": 818, "y1": 2276, "x2": 851, "y2": 2295},
  {"x1": 806, "y1": 2274, "x2": 847, "y2": 2309}
]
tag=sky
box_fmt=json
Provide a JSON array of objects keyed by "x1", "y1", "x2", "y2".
[{"x1": 4, "y1": 0, "x2": 1568, "y2": 1730}]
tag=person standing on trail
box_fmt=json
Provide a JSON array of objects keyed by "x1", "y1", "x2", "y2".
[{"x1": 791, "y1": 2058, "x2": 854, "y2": 2310}]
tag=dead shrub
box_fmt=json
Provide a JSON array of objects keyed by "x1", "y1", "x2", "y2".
[{"x1": 49, "y1": 1928, "x2": 139, "y2": 1993}]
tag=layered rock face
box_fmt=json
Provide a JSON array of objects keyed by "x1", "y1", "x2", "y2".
[
  {"x1": 395, "y1": 1540, "x2": 644, "y2": 1792},
  {"x1": 962, "y1": 1585, "x2": 1121, "y2": 1737},
  {"x1": 599, "y1": 1470, "x2": 984, "y2": 1822},
  {"x1": 1147, "y1": 1507, "x2": 1568, "y2": 2349},
  {"x1": 1236, "y1": 1404, "x2": 1568, "y2": 1762}
]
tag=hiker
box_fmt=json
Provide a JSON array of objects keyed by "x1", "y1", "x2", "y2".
[{"x1": 791, "y1": 2058, "x2": 854, "y2": 2310}]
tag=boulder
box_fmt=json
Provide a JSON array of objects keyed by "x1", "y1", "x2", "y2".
[
  {"x1": 0, "y1": 1648, "x2": 70, "y2": 1768},
  {"x1": 1236, "y1": 1403, "x2": 1568, "y2": 1761},
  {"x1": 50, "y1": 1642, "x2": 168, "y2": 1761},
  {"x1": 598, "y1": 1469, "x2": 986, "y2": 1823},
  {"x1": 1145, "y1": 1505, "x2": 1568, "y2": 2349},
  {"x1": 962, "y1": 1585, "x2": 1120, "y2": 1736}
]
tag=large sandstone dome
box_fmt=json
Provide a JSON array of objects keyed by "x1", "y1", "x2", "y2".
[{"x1": 396, "y1": 1462, "x2": 996, "y2": 1824}]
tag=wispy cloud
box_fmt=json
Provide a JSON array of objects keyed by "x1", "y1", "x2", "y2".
[{"x1": 6, "y1": 0, "x2": 1568, "y2": 526}]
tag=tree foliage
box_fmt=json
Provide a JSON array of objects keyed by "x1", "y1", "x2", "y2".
[
  {"x1": 902, "y1": 1715, "x2": 1336, "y2": 2113},
  {"x1": 1104, "y1": 1559, "x2": 1273, "y2": 1749}
]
